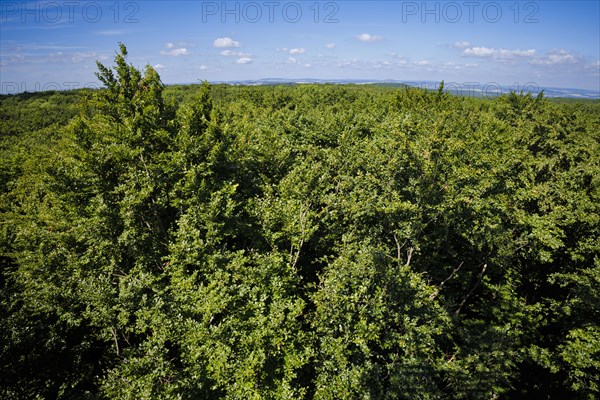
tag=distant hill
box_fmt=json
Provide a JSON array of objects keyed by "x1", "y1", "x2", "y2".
[{"x1": 209, "y1": 78, "x2": 600, "y2": 99}]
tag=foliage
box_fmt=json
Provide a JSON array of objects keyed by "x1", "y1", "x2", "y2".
[{"x1": 1, "y1": 45, "x2": 599, "y2": 399}]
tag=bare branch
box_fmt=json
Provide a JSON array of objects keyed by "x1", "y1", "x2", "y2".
[
  {"x1": 405, "y1": 246, "x2": 414, "y2": 267},
  {"x1": 455, "y1": 263, "x2": 487, "y2": 316},
  {"x1": 291, "y1": 206, "x2": 308, "y2": 269},
  {"x1": 394, "y1": 234, "x2": 401, "y2": 260},
  {"x1": 440, "y1": 261, "x2": 464, "y2": 288},
  {"x1": 111, "y1": 326, "x2": 120, "y2": 357},
  {"x1": 429, "y1": 261, "x2": 463, "y2": 301}
]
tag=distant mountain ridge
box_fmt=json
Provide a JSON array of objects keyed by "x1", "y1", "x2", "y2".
[{"x1": 210, "y1": 78, "x2": 600, "y2": 99}]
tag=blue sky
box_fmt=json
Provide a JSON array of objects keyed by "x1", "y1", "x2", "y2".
[{"x1": 1, "y1": 1, "x2": 599, "y2": 93}]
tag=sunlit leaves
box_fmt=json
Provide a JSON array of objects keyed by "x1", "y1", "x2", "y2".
[{"x1": 1, "y1": 51, "x2": 599, "y2": 398}]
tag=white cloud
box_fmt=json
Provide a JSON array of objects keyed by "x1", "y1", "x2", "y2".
[
  {"x1": 530, "y1": 49, "x2": 578, "y2": 65},
  {"x1": 213, "y1": 37, "x2": 241, "y2": 48},
  {"x1": 199, "y1": 65, "x2": 208, "y2": 70},
  {"x1": 453, "y1": 41, "x2": 471, "y2": 49},
  {"x1": 71, "y1": 52, "x2": 100, "y2": 63},
  {"x1": 160, "y1": 43, "x2": 189, "y2": 56},
  {"x1": 95, "y1": 30, "x2": 127, "y2": 36},
  {"x1": 441, "y1": 62, "x2": 459, "y2": 70},
  {"x1": 325, "y1": 43, "x2": 336, "y2": 49},
  {"x1": 160, "y1": 48, "x2": 189, "y2": 56},
  {"x1": 439, "y1": 61, "x2": 477, "y2": 70},
  {"x1": 51, "y1": 51, "x2": 102, "y2": 64},
  {"x1": 583, "y1": 60, "x2": 600, "y2": 74},
  {"x1": 337, "y1": 58, "x2": 362, "y2": 68},
  {"x1": 357, "y1": 33, "x2": 383, "y2": 42},
  {"x1": 461, "y1": 46, "x2": 535, "y2": 60},
  {"x1": 304, "y1": 64, "x2": 312, "y2": 67},
  {"x1": 220, "y1": 50, "x2": 251, "y2": 57},
  {"x1": 388, "y1": 53, "x2": 409, "y2": 66},
  {"x1": 289, "y1": 48, "x2": 306, "y2": 55},
  {"x1": 287, "y1": 57, "x2": 297, "y2": 64},
  {"x1": 7, "y1": 54, "x2": 25, "y2": 63},
  {"x1": 415, "y1": 60, "x2": 430, "y2": 66},
  {"x1": 374, "y1": 61, "x2": 393, "y2": 69},
  {"x1": 236, "y1": 57, "x2": 252, "y2": 64},
  {"x1": 462, "y1": 47, "x2": 494, "y2": 57},
  {"x1": 153, "y1": 64, "x2": 166, "y2": 71},
  {"x1": 48, "y1": 51, "x2": 64, "y2": 62}
]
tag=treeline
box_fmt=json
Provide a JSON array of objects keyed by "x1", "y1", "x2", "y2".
[{"x1": 1, "y1": 45, "x2": 599, "y2": 399}]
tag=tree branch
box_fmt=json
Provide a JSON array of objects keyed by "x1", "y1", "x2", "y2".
[
  {"x1": 429, "y1": 261, "x2": 463, "y2": 300},
  {"x1": 111, "y1": 326, "x2": 120, "y2": 357},
  {"x1": 393, "y1": 234, "x2": 407, "y2": 261},
  {"x1": 405, "y1": 246, "x2": 414, "y2": 267},
  {"x1": 291, "y1": 206, "x2": 308, "y2": 269},
  {"x1": 455, "y1": 263, "x2": 487, "y2": 316}
]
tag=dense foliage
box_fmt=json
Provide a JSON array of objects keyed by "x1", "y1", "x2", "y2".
[{"x1": 1, "y1": 45, "x2": 599, "y2": 399}]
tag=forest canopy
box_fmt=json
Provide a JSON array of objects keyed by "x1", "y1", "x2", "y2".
[{"x1": 1, "y1": 45, "x2": 599, "y2": 399}]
